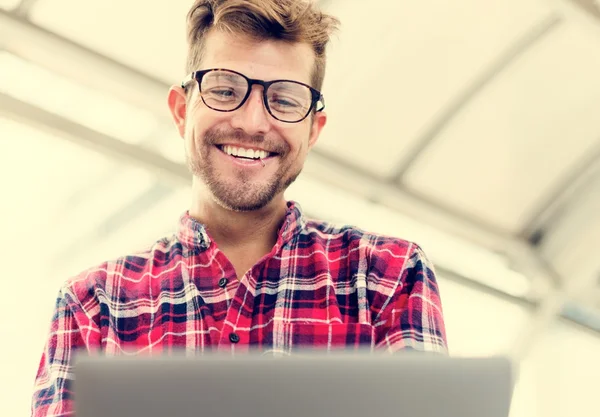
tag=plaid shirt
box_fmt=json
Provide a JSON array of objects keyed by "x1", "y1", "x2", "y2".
[{"x1": 32, "y1": 201, "x2": 447, "y2": 416}]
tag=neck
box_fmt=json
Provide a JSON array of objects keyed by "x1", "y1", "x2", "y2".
[{"x1": 189, "y1": 180, "x2": 288, "y2": 251}]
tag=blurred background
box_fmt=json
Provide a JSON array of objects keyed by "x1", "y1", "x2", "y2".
[{"x1": 1, "y1": 0, "x2": 599, "y2": 415}]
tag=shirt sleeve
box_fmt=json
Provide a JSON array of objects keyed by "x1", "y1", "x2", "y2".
[
  {"x1": 31, "y1": 286, "x2": 99, "y2": 417},
  {"x1": 372, "y1": 243, "x2": 448, "y2": 354}
]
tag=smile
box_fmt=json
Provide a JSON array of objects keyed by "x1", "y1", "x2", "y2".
[
  {"x1": 216, "y1": 145, "x2": 277, "y2": 161},
  {"x1": 215, "y1": 145, "x2": 278, "y2": 167}
]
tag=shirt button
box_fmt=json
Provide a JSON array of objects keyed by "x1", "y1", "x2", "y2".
[
  {"x1": 218, "y1": 278, "x2": 228, "y2": 288},
  {"x1": 229, "y1": 332, "x2": 240, "y2": 344}
]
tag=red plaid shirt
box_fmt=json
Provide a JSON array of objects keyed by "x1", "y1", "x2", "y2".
[{"x1": 32, "y1": 201, "x2": 447, "y2": 416}]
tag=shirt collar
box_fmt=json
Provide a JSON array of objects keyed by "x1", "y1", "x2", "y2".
[{"x1": 176, "y1": 200, "x2": 306, "y2": 251}]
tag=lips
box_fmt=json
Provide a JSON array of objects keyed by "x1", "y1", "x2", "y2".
[
  {"x1": 214, "y1": 145, "x2": 277, "y2": 167},
  {"x1": 216, "y1": 144, "x2": 280, "y2": 160}
]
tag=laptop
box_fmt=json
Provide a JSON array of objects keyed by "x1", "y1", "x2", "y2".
[{"x1": 73, "y1": 353, "x2": 514, "y2": 417}]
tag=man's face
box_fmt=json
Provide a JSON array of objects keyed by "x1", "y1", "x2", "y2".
[{"x1": 168, "y1": 30, "x2": 327, "y2": 212}]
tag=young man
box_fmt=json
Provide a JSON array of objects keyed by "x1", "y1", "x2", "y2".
[{"x1": 32, "y1": 0, "x2": 447, "y2": 415}]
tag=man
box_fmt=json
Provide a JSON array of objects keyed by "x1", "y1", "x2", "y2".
[{"x1": 31, "y1": 0, "x2": 448, "y2": 415}]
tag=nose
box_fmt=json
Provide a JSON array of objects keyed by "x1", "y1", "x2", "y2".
[{"x1": 230, "y1": 86, "x2": 271, "y2": 136}]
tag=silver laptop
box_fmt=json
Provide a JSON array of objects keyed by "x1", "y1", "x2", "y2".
[{"x1": 73, "y1": 353, "x2": 514, "y2": 417}]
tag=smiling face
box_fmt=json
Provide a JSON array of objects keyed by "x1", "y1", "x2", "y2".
[{"x1": 168, "y1": 30, "x2": 327, "y2": 212}]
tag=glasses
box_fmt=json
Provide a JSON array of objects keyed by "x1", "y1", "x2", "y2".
[{"x1": 181, "y1": 68, "x2": 325, "y2": 123}]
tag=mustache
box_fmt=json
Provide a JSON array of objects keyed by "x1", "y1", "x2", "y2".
[{"x1": 204, "y1": 128, "x2": 287, "y2": 154}]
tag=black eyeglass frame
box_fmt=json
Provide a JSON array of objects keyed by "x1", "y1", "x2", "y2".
[{"x1": 181, "y1": 68, "x2": 325, "y2": 123}]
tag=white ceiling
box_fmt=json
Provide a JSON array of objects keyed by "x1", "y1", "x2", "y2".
[
  {"x1": 30, "y1": 0, "x2": 191, "y2": 83},
  {"x1": 0, "y1": 0, "x2": 19, "y2": 9},
  {"x1": 320, "y1": 0, "x2": 551, "y2": 177},
  {"x1": 404, "y1": 22, "x2": 600, "y2": 232}
]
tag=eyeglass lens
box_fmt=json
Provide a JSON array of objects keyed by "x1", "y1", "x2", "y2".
[{"x1": 200, "y1": 70, "x2": 313, "y2": 122}]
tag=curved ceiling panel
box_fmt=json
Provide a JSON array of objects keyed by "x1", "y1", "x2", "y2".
[
  {"x1": 317, "y1": 0, "x2": 549, "y2": 177},
  {"x1": 30, "y1": 0, "x2": 190, "y2": 83},
  {"x1": 403, "y1": 22, "x2": 600, "y2": 233}
]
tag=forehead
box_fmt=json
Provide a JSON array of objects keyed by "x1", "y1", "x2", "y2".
[{"x1": 200, "y1": 30, "x2": 315, "y2": 85}]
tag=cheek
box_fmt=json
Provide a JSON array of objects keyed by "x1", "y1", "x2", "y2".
[
  {"x1": 284, "y1": 126, "x2": 311, "y2": 154},
  {"x1": 185, "y1": 107, "x2": 209, "y2": 153},
  {"x1": 298, "y1": 129, "x2": 313, "y2": 158},
  {"x1": 184, "y1": 123, "x2": 198, "y2": 155}
]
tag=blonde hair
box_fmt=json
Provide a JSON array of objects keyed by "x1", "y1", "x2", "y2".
[{"x1": 186, "y1": 0, "x2": 339, "y2": 91}]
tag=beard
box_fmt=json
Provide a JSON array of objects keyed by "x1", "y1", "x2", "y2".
[{"x1": 186, "y1": 126, "x2": 304, "y2": 212}]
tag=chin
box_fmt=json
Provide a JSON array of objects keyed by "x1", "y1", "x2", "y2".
[
  {"x1": 211, "y1": 187, "x2": 277, "y2": 212},
  {"x1": 214, "y1": 198, "x2": 271, "y2": 212}
]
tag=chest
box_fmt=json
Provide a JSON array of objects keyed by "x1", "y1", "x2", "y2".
[{"x1": 101, "y1": 260, "x2": 375, "y2": 355}]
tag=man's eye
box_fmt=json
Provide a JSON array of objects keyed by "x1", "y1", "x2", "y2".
[
  {"x1": 212, "y1": 89, "x2": 235, "y2": 97},
  {"x1": 271, "y1": 95, "x2": 300, "y2": 108}
]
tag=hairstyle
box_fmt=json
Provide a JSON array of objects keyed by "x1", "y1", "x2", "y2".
[{"x1": 186, "y1": 0, "x2": 339, "y2": 91}]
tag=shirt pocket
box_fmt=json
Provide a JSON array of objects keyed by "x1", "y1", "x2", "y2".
[{"x1": 283, "y1": 323, "x2": 376, "y2": 352}]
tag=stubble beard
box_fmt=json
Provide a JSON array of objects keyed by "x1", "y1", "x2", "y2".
[{"x1": 186, "y1": 128, "x2": 304, "y2": 212}]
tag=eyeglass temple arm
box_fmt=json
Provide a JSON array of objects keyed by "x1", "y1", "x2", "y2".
[
  {"x1": 181, "y1": 73, "x2": 197, "y2": 89},
  {"x1": 316, "y1": 94, "x2": 325, "y2": 111}
]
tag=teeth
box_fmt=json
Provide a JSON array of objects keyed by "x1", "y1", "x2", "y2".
[
  {"x1": 257, "y1": 150, "x2": 267, "y2": 159},
  {"x1": 222, "y1": 145, "x2": 269, "y2": 159}
]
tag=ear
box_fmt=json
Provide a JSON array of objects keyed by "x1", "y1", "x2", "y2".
[
  {"x1": 167, "y1": 86, "x2": 188, "y2": 138},
  {"x1": 307, "y1": 111, "x2": 327, "y2": 150}
]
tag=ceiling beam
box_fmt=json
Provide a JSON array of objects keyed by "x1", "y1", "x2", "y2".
[
  {"x1": 13, "y1": 0, "x2": 41, "y2": 17},
  {"x1": 520, "y1": 142, "x2": 600, "y2": 241},
  {"x1": 568, "y1": 0, "x2": 600, "y2": 22},
  {"x1": 0, "y1": 93, "x2": 190, "y2": 187}
]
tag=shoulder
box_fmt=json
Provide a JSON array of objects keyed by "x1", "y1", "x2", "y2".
[
  {"x1": 59, "y1": 234, "x2": 181, "y2": 307},
  {"x1": 302, "y1": 218, "x2": 438, "y2": 299},
  {"x1": 302, "y1": 217, "x2": 419, "y2": 259},
  {"x1": 301, "y1": 217, "x2": 430, "y2": 280}
]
